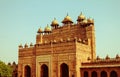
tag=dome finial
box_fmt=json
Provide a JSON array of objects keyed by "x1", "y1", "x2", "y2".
[
  {"x1": 80, "y1": 12, "x2": 82, "y2": 15},
  {"x1": 67, "y1": 13, "x2": 69, "y2": 16}
]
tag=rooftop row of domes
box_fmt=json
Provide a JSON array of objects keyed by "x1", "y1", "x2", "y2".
[
  {"x1": 88, "y1": 54, "x2": 120, "y2": 61},
  {"x1": 37, "y1": 12, "x2": 94, "y2": 33},
  {"x1": 19, "y1": 43, "x2": 34, "y2": 48}
]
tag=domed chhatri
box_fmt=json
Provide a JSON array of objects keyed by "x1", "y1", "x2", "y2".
[
  {"x1": 51, "y1": 18, "x2": 59, "y2": 29},
  {"x1": 87, "y1": 18, "x2": 94, "y2": 24},
  {"x1": 116, "y1": 54, "x2": 120, "y2": 59},
  {"x1": 77, "y1": 12, "x2": 86, "y2": 22},
  {"x1": 24, "y1": 43, "x2": 28, "y2": 48},
  {"x1": 105, "y1": 55, "x2": 110, "y2": 60},
  {"x1": 19, "y1": 44, "x2": 23, "y2": 48},
  {"x1": 62, "y1": 14, "x2": 73, "y2": 24},
  {"x1": 96, "y1": 56, "x2": 101, "y2": 60},
  {"x1": 82, "y1": 19, "x2": 88, "y2": 24},
  {"x1": 37, "y1": 27, "x2": 43, "y2": 33},
  {"x1": 44, "y1": 24, "x2": 51, "y2": 33},
  {"x1": 51, "y1": 18, "x2": 59, "y2": 26},
  {"x1": 30, "y1": 43, "x2": 33, "y2": 47}
]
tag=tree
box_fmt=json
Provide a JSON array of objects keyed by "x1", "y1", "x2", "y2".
[{"x1": 0, "y1": 60, "x2": 12, "y2": 77}]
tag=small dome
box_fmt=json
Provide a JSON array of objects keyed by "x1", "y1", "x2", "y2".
[
  {"x1": 51, "y1": 18, "x2": 59, "y2": 26},
  {"x1": 37, "y1": 27, "x2": 43, "y2": 33},
  {"x1": 116, "y1": 54, "x2": 120, "y2": 59},
  {"x1": 82, "y1": 19, "x2": 88, "y2": 23},
  {"x1": 24, "y1": 43, "x2": 28, "y2": 48},
  {"x1": 19, "y1": 44, "x2": 23, "y2": 48},
  {"x1": 62, "y1": 14, "x2": 73, "y2": 24},
  {"x1": 13, "y1": 61, "x2": 16, "y2": 65},
  {"x1": 87, "y1": 18, "x2": 94, "y2": 24},
  {"x1": 8, "y1": 62, "x2": 11, "y2": 66},
  {"x1": 96, "y1": 56, "x2": 100, "y2": 60},
  {"x1": 105, "y1": 55, "x2": 110, "y2": 60},
  {"x1": 30, "y1": 43, "x2": 33, "y2": 47},
  {"x1": 44, "y1": 24, "x2": 51, "y2": 32},
  {"x1": 77, "y1": 12, "x2": 86, "y2": 21}
]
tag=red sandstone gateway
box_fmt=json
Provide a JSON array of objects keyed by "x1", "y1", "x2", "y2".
[{"x1": 18, "y1": 13, "x2": 119, "y2": 77}]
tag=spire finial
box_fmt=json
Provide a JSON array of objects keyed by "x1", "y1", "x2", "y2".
[
  {"x1": 54, "y1": 17, "x2": 56, "y2": 20},
  {"x1": 47, "y1": 24, "x2": 49, "y2": 27},
  {"x1": 80, "y1": 12, "x2": 82, "y2": 15},
  {"x1": 67, "y1": 13, "x2": 69, "y2": 16}
]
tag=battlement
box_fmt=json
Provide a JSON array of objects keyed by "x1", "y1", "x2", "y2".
[
  {"x1": 18, "y1": 37, "x2": 91, "y2": 58},
  {"x1": 81, "y1": 54, "x2": 120, "y2": 67},
  {"x1": 19, "y1": 37, "x2": 90, "y2": 50}
]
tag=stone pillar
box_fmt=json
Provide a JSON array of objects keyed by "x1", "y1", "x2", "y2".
[{"x1": 86, "y1": 25, "x2": 96, "y2": 60}]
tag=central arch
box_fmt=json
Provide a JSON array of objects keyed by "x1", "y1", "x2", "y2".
[
  {"x1": 41, "y1": 64, "x2": 48, "y2": 77},
  {"x1": 24, "y1": 65, "x2": 31, "y2": 77},
  {"x1": 60, "y1": 63, "x2": 69, "y2": 77}
]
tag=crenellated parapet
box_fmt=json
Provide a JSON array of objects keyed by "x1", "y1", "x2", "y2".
[
  {"x1": 18, "y1": 43, "x2": 34, "y2": 49},
  {"x1": 83, "y1": 54, "x2": 120, "y2": 66},
  {"x1": 35, "y1": 37, "x2": 89, "y2": 46},
  {"x1": 94, "y1": 54, "x2": 120, "y2": 62}
]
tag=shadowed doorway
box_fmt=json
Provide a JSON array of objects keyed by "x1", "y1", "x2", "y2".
[
  {"x1": 60, "y1": 63, "x2": 69, "y2": 77},
  {"x1": 41, "y1": 64, "x2": 48, "y2": 77},
  {"x1": 101, "y1": 71, "x2": 107, "y2": 77},
  {"x1": 24, "y1": 65, "x2": 31, "y2": 77},
  {"x1": 91, "y1": 71, "x2": 97, "y2": 77},
  {"x1": 110, "y1": 71, "x2": 117, "y2": 77}
]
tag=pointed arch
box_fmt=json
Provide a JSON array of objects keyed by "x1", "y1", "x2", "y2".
[
  {"x1": 84, "y1": 71, "x2": 88, "y2": 77},
  {"x1": 101, "y1": 71, "x2": 107, "y2": 77},
  {"x1": 110, "y1": 71, "x2": 117, "y2": 77},
  {"x1": 60, "y1": 63, "x2": 69, "y2": 77},
  {"x1": 24, "y1": 65, "x2": 31, "y2": 77},
  {"x1": 91, "y1": 71, "x2": 97, "y2": 77},
  {"x1": 41, "y1": 64, "x2": 48, "y2": 77}
]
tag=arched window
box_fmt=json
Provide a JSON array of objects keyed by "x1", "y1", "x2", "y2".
[
  {"x1": 60, "y1": 63, "x2": 69, "y2": 77},
  {"x1": 110, "y1": 71, "x2": 117, "y2": 77},
  {"x1": 101, "y1": 71, "x2": 107, "y2": 77},
  {"x1": 41, "y1": 64, "x2": 48, "y2": 77},
  {"x1": 24, "y1": 65, "x2": 31, "y2": 77},
  {"x1": 84, "y1": 71, "x2": 88, "y2": 77},
  {"x1": 91, "y1": 71, "x2": 97, "y2": 77}
]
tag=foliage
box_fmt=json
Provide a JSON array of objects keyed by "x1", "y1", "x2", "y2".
[{"x1": 0, "y1": 60, "x2": 12, "y2": 77}]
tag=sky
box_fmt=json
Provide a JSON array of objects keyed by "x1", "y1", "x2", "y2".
[{"x1": 0, "y1": 0, "x2": 120, "y2": 63}]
